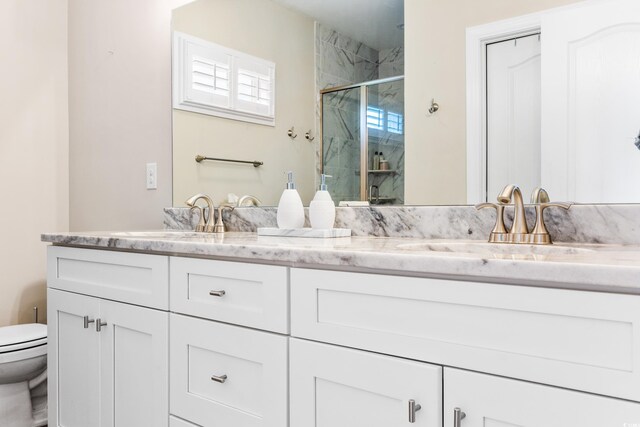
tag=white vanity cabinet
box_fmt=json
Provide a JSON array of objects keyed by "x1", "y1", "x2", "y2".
[
  {"x1": 47, "y1": 247, "x2": 170, "y2": 427},
  {"x1": 46, "y1": 244, "x2": 640, "y2": 427}
]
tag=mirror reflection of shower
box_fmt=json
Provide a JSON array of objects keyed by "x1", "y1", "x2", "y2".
[{"x1": 321, "y1": 76, "x2": 405, "y2": 205}]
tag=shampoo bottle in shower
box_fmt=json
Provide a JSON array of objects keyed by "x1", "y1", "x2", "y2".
[
  {"x1": 309, "y1": 174, "x2": 335, "y2": 229},
  {"x1": 277, "y1": 171, "x2": 305, "y2": 229}
]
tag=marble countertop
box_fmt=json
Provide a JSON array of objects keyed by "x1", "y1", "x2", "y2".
[{"x1": 41, "y1": 231, "x2": 640, "y2": 295}]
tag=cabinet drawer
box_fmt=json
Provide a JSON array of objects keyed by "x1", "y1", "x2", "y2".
[
  {"x1": 290, "y1": 338, "x2": 442, "y2": 427},
  {"x1": 291, "y1": 268, "x2": 640, "y2": 402},
  {"x1": 47, "y1": 246, "x2": 169, "y2": 309},
  {"x1": 170, "y1": 257, "x2": 288, "y2": 333},
  {"x1": 170, "y1": 314, "x2": 288, "y2": 427},
  {"x1": 445, "y1": 368, "x2": 640, "y2": 426}
]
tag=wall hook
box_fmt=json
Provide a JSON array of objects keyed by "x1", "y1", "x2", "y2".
[
  {"x1": 428, "y1": 99, "x2": 440, "y2": 115},
  {"x1": 304, "y1": 130, "x2": 315, "y2": 142},
  {"x1": 287, "y1": 127, "x2": 298, "y2": 139}
]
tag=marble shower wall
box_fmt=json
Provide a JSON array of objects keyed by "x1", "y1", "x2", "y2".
[
  {"x1": 316, "y1": 23, "x2": 380, "y2": 200},
  {"x1": 316, "y1": 24, "x2": 405, "y2": 202},
  {"x1": 315, "y1": 23, "x2": 380, "y2": 91}
]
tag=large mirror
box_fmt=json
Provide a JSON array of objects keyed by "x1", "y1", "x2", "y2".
[{"x1": 172, "y1": 0, "x2": 640, "y2": 207}]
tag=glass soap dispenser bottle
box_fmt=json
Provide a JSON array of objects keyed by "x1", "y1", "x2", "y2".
[
  {"x1": 277, "y1": 171, "x2": 305, "y2": 229},
  {"x1": 309, "y1": 174, "x2": 336, "y2": 229}
]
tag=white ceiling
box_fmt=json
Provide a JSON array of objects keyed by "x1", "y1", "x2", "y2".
[{"x1": 271, "y1": 0, "x2": 404, "y2": 51}]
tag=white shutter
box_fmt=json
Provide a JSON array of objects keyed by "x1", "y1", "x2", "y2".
[
  {"x1": 185, "y1": 42, "x2": 231, "y2": 109},
  {"x1": 234, "y1": 56, "x2": 275, "y2": 117},
  {"x1": 173, "y1": 31, "x2": 276, "y2": 126}
]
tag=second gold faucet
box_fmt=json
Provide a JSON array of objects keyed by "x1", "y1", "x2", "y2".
[{"x1": 476, "y1": 185, "x2": 571, "y2": 245}]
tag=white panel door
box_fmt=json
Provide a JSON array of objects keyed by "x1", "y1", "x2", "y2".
[
  {"x1": 290, "y1": 338, "x2": 442, "y2": 427},
  {"x1": 99, "y1": 300, "x2": 169, "y2": 427},
  {"x1": 541, "y1": 0, "x2": 640, "y2": 202},
  {"x1": 444, "y1": 368, "x2": 640, "y2": 426},
  {"x1": 486, "y1": 34, "x2": 541, "y2": 200},
  {"x1": 48, "y1": 289, "x2": 101, "y2": 427}
]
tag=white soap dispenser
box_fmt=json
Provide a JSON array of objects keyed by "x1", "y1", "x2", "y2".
[
  {"x1": 309, "y1": 174, "x2": 336, "y2": 230},
  {"x1": 277, "y1": 171, "x2": 305, "y2": 229}
]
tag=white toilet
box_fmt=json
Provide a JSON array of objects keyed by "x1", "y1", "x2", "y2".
[{"x1": 0, "y1": 324, "x2": 47, "y2": 427}]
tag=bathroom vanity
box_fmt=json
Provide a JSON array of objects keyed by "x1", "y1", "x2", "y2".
[{"x1": 43, "y1": 229, "x2": 640, "y2": 427}]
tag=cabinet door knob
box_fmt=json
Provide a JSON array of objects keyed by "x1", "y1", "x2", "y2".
[
  {"x1": 96, "y1": 319, "x2": 107, "y2": 332},
  {"x1": 209, "y1": 290, "x2": 226, "y2": 297},
  {"x1": 211, "y1": 374, "x2": 228, "y2": 384},
  {"x1": 83, "y1": 316, "x2": 95, "y2": 329},
  {"x1": 408, "y1": 399, "x2": 422, "y2": 423},
  {"x1": 454, "y1": 407, "x2": 466, "y2": 427}
]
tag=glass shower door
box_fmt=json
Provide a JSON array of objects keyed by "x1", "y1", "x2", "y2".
[
  {"x1": 322, "y1": 87, "x2": 362, "y2": 202},
  {"x1": 366, "y1": 79, "x2": 405, "y2": 204}
]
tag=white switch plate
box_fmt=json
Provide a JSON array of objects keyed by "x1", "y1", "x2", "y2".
[{"x1": 146, "y1": 163, "x2": 157, "y2": 190}]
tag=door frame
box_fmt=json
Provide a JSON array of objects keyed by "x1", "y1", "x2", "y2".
[{"x1": 465, "y1": 13, "x2": 542, "y2": 203}]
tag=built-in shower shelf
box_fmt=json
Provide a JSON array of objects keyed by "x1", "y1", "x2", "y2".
[{"x1": 370, "y1": 197, "x2": 397, "y2": 204}]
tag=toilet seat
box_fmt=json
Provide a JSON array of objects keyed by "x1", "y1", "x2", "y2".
[{"x1": 0, "y1": 324, "x2": 47, "y2": 354}]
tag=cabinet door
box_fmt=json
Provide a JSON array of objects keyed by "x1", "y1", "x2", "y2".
[
  {"x1": 290, "y1": 338, "x2": 442, "y2": 427},
  {"x1": 48, "y1": 289, "x2": 101, "y2": 427},
  {"x1": 444, "y1": 368, "x2": 640, "y2": 427},
  {"x1": 99, "y1": 300, "x2": 169, "y2": 427}
]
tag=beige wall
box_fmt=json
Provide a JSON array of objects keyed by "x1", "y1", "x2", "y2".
[
  {"x1": 68, "y1": 0, "x2": 173, "y2": 231},
  {"x1": 405, "y1": 0, "x2": 582, "y2": 205},
  {"x1": 172, "y1": 0, "x2": 316, "y2": 206},
  {"x1": 0, "y1": 0, "x2": 69, "y2": 326}
]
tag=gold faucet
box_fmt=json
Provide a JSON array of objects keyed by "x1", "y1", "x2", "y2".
[
  {"x1": 498, "y1": 185, "x2": 529, "y2": 243},
  {"x1": 476, "y1": 185, "x2": 572, "y2": 245},
  {"x1": 185, "y1": 193, "x2": 216, "y2": 233}
]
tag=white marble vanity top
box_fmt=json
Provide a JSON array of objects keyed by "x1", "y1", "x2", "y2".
[{"x1": 42, "y1": 231, "x2": 640, "y2": 295}]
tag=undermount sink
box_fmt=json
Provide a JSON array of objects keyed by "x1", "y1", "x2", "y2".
[
  {"x1": 396, "y1": 241, "x2": 595, "y2": 256},
  {"x1": 111, "y1": 231, "x2": 201, "y2": 238}
]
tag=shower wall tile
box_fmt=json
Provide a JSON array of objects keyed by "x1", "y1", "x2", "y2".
[
  {"x1": 317, "y1": 24, "x2": 378, "y2": 63},
  {"x1": 355, "y1": 56, "x2": 379, "y2": 82},
  {"x1": 318, "y1": 43, "x2": 355, "y2": 82},
  {"x1": 379, "y1": 47, "x2": 404, "y2": 78}
]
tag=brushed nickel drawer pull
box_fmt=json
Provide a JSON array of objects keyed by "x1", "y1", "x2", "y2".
[
  {"x1": 454, "y1": 407, "x2": 466, "y2": 427},
  {"x1": 211, "y1": 374, "x2": 228, "y2": 384},
  {"x1": 96, "y1": 319, "x2": 107, "y2": 332},
  {"x1": 83, "y1": 316, "x2": 95, "y2": 329},
  {"x1": 408, "y1": 399, "x2": 422, "y2": 423},
  {"x1": 209, "y1": 290, "x2": 226, "y2": 297}
]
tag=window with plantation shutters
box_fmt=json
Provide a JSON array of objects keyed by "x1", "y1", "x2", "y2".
[{"x1": 173, "y1": 32, "x2": 276, "y2": 126}]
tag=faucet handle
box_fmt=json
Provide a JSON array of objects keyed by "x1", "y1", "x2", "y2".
[
  {"x1": 530, "y1": 202, "x2": 572, "y2": 244},
  {"x1": 213, "y1": 204, "x2": 235, "y2": 234},
  {"x1": 475, "y1": 202, "x2": 510, "y2": 243},
  {"x1": 530, "y1": 187, "x2": 550, "y2": 204},
  {"x1": 189, "y1": 206, "x2": 206, "y2": 232}
]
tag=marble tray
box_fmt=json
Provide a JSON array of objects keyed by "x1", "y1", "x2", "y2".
[{"x1": 257, "y1": 227, "x2": 351, "y2": 238}]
